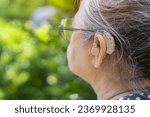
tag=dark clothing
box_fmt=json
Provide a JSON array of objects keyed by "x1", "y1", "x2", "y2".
[{"x1": 118, "y1": 88, "x2": 150, "y2": 100}]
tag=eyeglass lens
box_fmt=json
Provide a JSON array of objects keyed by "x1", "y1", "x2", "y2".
[{"x1": 62, "y1": 19, "x2": 73, "y2": 41}]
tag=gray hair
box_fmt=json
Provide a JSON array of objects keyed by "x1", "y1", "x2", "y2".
[{"x1": 80, "y1": 0, "x2": 150, "y2": 89}]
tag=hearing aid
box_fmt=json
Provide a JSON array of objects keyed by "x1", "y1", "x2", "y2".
[
  {"x1": 91, "y1": 42, "x2": 100, "y2": 56},
  {"x1": 91, "y1": 30, "x2": 115, "y2": 56}
]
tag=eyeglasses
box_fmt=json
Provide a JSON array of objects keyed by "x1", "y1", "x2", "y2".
[{"x1": 59, "y1": 18, "x2": 95, "y2": 41}]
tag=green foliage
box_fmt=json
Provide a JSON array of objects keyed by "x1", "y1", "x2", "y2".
[
  {"x1": 0, "y1": 0, "x2": 96, "y2": 100},
  {"x1": 0, "y1": 0, "x2": 77, "y2": 19}
]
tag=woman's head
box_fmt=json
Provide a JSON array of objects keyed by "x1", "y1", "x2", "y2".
[{"x1": 67, "y1": 0, "x2": 150, "y2": 91}]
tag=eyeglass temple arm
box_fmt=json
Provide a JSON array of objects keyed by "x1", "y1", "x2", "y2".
[{"x1": 59, "y1": 26, "x2": 95, "y2": 32}]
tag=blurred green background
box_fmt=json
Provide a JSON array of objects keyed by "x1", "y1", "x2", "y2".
[{"x1": 0, "y1": 0, "x2": 96, "y2": 100}]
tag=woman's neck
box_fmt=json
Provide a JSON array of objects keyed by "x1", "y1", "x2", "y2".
[
  {"x1": 95, "y1": 79, "x2": 129, "y2": 100},
  {"x1": 88, "y1": 67, "x2": 129, "y2": 100},
  {"x1": 92, "y1": 75, "x2": 150, "y2": 100}
]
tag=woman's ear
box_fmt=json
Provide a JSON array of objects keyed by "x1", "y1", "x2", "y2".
[{"x1": 91, "y1": 33, "x2": 107, "y2": 68}]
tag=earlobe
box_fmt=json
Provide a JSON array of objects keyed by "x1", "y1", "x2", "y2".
[{"x1": 92, "y1": 56, "x2": 102, "y2": 68}]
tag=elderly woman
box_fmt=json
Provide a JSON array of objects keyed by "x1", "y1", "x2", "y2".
[{"x1": 59, "y1": 0, "x2": 150, "y2": 100}]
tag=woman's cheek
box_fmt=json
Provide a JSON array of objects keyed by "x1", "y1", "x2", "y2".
[{"x1": 67, "y1": 44, "x2": 76, "y2": 73}]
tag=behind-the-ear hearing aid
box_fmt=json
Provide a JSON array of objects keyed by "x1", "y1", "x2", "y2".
[
  {"x1": 91, "y1": 30, "x2": 115, "y2": 56},
  {"x1": 103, "y1": 31, "x2": 115, "y2": 54},
  {"x1": 91, "y1": 41, "x2": 100, "y2": 56}
]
